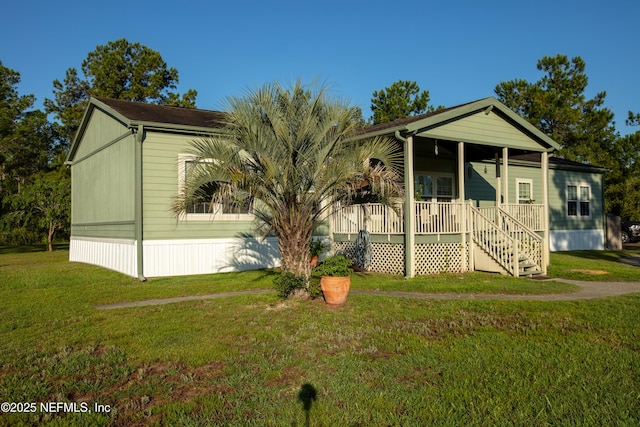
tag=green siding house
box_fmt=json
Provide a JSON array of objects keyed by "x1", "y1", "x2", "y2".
[
  {"x1": 67, "y1": 96, "x2": 606, "y2": 279},
  {"x1": 66, "y1": 97, "x2": 279, "y2": 279}
]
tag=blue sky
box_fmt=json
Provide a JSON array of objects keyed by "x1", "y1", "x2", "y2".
[{"x1": 3, "y1": 0, "x2": 639, "y2": 135}]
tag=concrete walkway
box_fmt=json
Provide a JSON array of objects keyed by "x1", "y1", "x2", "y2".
[
  {"x1": 94, "y1": 289, "x2": 273, "y2": 310},
  {"x1": 352, "y1": 279, "x2": 640, "y2": 301},
  {"x1": 94, "y1": 279, "x2": 640, "y2": 310}
]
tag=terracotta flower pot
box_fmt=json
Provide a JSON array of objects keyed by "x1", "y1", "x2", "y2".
[{"x1": 320, "y1": 276, "x2": 351, "y2": 305}]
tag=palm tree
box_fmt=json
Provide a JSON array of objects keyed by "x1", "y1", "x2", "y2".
[{"x1": 173, "y1": 80, "x2": 403, "y2": 291}]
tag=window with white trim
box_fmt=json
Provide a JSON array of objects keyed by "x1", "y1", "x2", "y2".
[
  {"x1": 516, "y1": 179, "x2": 533, "y2": 204},
  {"x1": 178, "y1": 154, "x2": 253, "y2": 219},
  {"x1": 415, "y1": 173, "x2": 454, "y2": 202},
  {"x1": 567, "y1": 184, "x2": 590, "y2": 218}
]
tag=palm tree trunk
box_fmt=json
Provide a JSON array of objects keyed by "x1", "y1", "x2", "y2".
[{"x1": 277, "y1": 216, "x2": 314, "y2": 285}]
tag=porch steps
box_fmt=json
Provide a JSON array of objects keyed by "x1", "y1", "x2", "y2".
[
  {"x1": 473, "y1": 243, "x2": 544, "y2": 277},
  {"x1": 518, "y1": 258, "x2": 543, "y2": 277},
  {"x1": 470, "y1": 207, "x2": 544, "y2": 277}
]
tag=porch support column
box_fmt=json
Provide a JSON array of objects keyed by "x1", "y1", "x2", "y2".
[
  {"x1": 502, "y1": 147, "x2": 509, "y2": 205},
  {"x1": 403, "y1": 134, "x2": 416, "y2": 279},
  {"x1": 458, "y1": 142, "x2": 467, "y2": 271},
  {"x1": 495, "y1": 152, "x2": 501, "y2": 206},
  {"x1": 542, "y1": 151, "x2": 550, "y2": 272}
]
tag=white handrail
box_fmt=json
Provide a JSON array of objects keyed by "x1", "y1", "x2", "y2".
[
  {"x1": 504, "y1": 204, "x2": 544, "y2": 231},
  {"x1": 496, "y1": 207, "x2": 543, "y2": 269},
  {"x1": 469, "y1": 205, "x2": 518, "y2": 276}
]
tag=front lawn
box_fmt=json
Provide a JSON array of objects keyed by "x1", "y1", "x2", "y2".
[
  {"x1": 548, "y1": 248, "x2": 640, "y2": 281},
  {"x1": 0, "y1": 248, "x2": 638, "y2": 425}
]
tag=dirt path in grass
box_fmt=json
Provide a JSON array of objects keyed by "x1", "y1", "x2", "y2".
[{"x1": 95, "y1": 279, "x2": 640, "y2": 309}]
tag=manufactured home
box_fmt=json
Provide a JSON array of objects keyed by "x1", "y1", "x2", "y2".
[
  {"x1": 67, "y1": 97, "x2": 605, "y2": 279},
  {"x1": 66, "y1": 97, "x2": 279, "y2": 280}
]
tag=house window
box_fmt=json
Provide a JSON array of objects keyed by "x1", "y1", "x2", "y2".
[
  {"x1": 517, "y1": 179, "x2": 533, "y2": 204},
  {"x1": 179, "y1": 154, "x2": 253, "y2": 219},
  {"x1": 567, "y1": 184, "x2": 590, "y2": 218},
  {"x1": 415, "y1": 173, "x2": 454, "y2": 202},
  {"x1": 415, "y1": 175, "x2": 433, "y2": 200},
  {"x1": 436, "y1": 176, "x2": 454, "y2": 202}
]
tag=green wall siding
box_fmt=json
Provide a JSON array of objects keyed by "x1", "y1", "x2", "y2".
[
  {"x1": 418, "y1": 111, "x2": 546, "y2": 151},
  {"x1": 548, "y1": 168, "x2": 603, "y2": 231},
  {"x1": 71, "y1": 222, "x2": 135, "y2": 238},
  {"x1": 465, "y1": 161, "x2": 498, "y2": 206},
  {"x1": 70, "y1": 110, "x2": 135, "y2": 239},
  {"x1": 465, "y1": 161, "x2": 545, "y2": 206},
  {"x1": 464, "y1": 160, "x2": 604, "y2": 231},
  {"x1": 508, "y1": 164, "x2": 544, "y2": 205},
  {"x1": 74, "y1": 110, "x2": 129, "y2": 159},
  {"x1": 142, "y1": 132, "x2": 258, "y2": 240}
]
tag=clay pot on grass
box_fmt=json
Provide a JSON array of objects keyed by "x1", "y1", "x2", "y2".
[{"x1": 313, "y1": 255, "x2": 352, "y2": 306}]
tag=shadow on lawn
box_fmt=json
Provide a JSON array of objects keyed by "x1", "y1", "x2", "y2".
[
  {"x1": 558, "y1": 249, "x2": 638, "y2": 263},
  {"x1": 298, "y1": 383, "x2": 317, "y2": 427},
  {"x1": 0, "y1": 243, "x2": 69, "y2": 254}
]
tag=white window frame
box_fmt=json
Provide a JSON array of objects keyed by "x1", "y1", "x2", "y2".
[
  {"x1": 178, "y1": 154, "x2": 254, "y2": 221},
  {"x1": 516, "y1": 178, "x2": 534, "y2": 204},
  {"x1": 415, "y1": 172, "x2": 455, "y2": 202},
  {"x1": 566, "y1": 183, "x2": 591, "y2": 219}
]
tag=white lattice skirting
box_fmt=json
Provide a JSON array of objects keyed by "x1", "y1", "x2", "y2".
[
  {"x1": 333, "y1": 241, "x2": 470, "y2": 276},
  {"x1": 414, "y1": 243, "x2": 469, "y2": 275}
]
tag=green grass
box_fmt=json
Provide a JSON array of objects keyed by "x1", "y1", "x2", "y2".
[
  {"x1": 548, "y1": 247, "x2": 640, "y2": 281},
  {"x1": 1, "y1": 247, "x2": 639, "y2": 425},
  {"x1": 351, "y1": 271, "x2": 579, "y2": 294}
]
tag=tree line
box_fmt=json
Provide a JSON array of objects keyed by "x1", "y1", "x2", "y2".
[
  {"x1": 1, "y1": 40, "x2": 639, "y2": 250},
  {"x1": 0, "y1": 39, "x2": 198, "y2": 250}
]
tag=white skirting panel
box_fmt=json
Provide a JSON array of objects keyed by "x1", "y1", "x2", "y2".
[
  {"x1": 142, "y1": 237, "x2": 281, "y2": 277},
  {"x1": 69, "y1": 237, "x2": 138, "y2": 277},
  {"x1": 550, "y1": 229, "x2": 604, "y2": 251}
]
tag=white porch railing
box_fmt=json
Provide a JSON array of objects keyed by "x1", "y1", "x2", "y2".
[
  {"x1": 478, "y1": 204, "x2": 544, "y2": 231},
  {"x1": 414, "y1": 202, "x2": 464, "y2": 234},
  {"x1": 331, "y1": 204, "x2": 403, "y2": 235},
  {"x1": 505, "y1": 204, "x2": 544, "y2": 231},
  {"x1": 331, "y1": 202, "x2": 465, "y2": 235},
  {"x1": 331, "y1": 203, "x2": 544, "y2": 236}
]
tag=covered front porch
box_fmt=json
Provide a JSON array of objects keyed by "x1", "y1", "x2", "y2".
[
  {"x1": 331, "y1": 201, "x2": 546, "y2": 277},
  {"x1": 331, "y1": 98, "x2": 560, "y2": 278}
]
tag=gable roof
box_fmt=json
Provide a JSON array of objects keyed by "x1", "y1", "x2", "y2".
[
  {"x1": 357, "y1": 97, "x2": 562, "y2": 152},
  {"x1": 67, "y1": 97, "x2": 226, "y2": 163},
  {"x1": 91, "y1": 97, "x2": 226, "y2": 130}
]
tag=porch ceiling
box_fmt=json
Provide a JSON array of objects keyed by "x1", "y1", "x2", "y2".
[{"x1": 413, "y1": 136, "x2": 537, "y2": 162}]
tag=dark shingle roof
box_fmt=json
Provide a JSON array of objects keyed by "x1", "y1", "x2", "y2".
[
  {"x1": 510, "y1": 152, "x2": 606, "y2": 171},
  {"x1": 95, "y1": 97, "x2": 226, "y2": 129}
]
